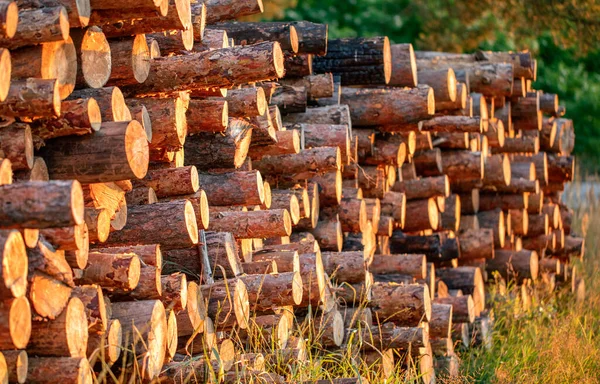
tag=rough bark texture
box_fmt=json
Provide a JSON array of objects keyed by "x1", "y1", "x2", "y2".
[
  {"x1": 132, "y1": 166, "x2": 199, "y2": 198},
  {"x1": 209, "y1": 209, "x2": 291, "y2": 238},
  {"x1": 369, "y1": 282, "x2": 431, "y2": 326},
  {"x1": 389, "y1": 43, "x2": 417, "y2": 87},
  {"x1": 253, "y1": 147, "x2": 340, "y2": 180},
  {"x1": 186, "y1": 99, "x2": 228, "y2": 133},
  {"x1": 458, "y1": 229, "x2": 495, "y2": 260},
  {"x1": 0, "y1": 78, "x2": 60, "y2": 118}
]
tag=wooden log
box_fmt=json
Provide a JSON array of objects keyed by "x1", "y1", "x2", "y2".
[
  {"x1": 434, "y1": 295, "x2": 475, "y2": 323},
  {"x1": 420, "y1": 115, "x2": 482, "y2": 133},
  {"x1": 369, "y1": 282, "x2": 431, "y2": 326},
  {"x1": 27, "y1": 239, "x2": 73, "y2": 285},
  {"x1": 201, "y1": 278, "x2": 249, "y2": 329},
  {"x1": 70, "y1": 27, "x2": 111, "y2": 89},
  {"x1": 436, "y1": 267, "x2": 485, "y2": 314},
  {"x1": 321, "y1": 251, "x2": 366, "y2": 284},
  {"x1": 75, "y1": 252, "x2": 140, "y2": 290},
  {"x1": 546, "y1": 154, "x2": 575, "y2": 184},
  {"x1": 26, "y1": 357, "x2": 92, "y2": 384},
  {"x1": 28, "y1": 297, "x2": 88, "y2": 358},
  {"x1": 441, "y1": 150, "x2": 483, "y2": 181},
  {"x1": 105, "y1": 35, "x2": 150, "y2": 86},
  {"x1": 182, "y1": 99, "x2": 227, "y2": 134},
  {"x1": 479, "y1": 193, "x2": 527, "y2": 212},
  {"x1": 222, "y1": 87, "x2": 266, "y2": 117},
  {"x1": 29, "y1": 97, "x2": 102, "y2": 141},
  {"x1": 402, "y1": 198, "x2": 439, "y2": 232},
  {"x1": 253, "y1": 147, "x2": 341, "y2": 180},
  {"x1": 388, "y1": 43, "x2": 417, "y2": 87},
  {"x1": 67, "y1": 87, "x2": 129, "y2": 122},
  {"x1": 248, "y1": 129, "x2": 300, "y2": 160},
  {"x1": 313, "y1": 37, "x2": 390, "y2": 85},
  {"x1": 510, "y1": 208, "x2": 529, "y2": 236},
  {"x1": 2, "y1": 349, "x2": 27, "y2": 384},
  {"x1": 92, "y1": 0, "x2": 190, "y2": 33},
  {"x1": 370, "y1": 254, "x2": 426, "y2": 279},
  {"x1": 101, "y1": 200, "x2": 198, "y2": 249},
  {"x1": 184, "y1": 118, "x2": 253, "y2": 170},
  {"x1": 110, "y1": 300, "x2": 167, "y2": 380},
  {"x1": 0, "y1": 6, "x2": 68, "y2": 50},
  {"x1": 281, "y1": 73, "x2": 333, "y2": 100},
  {"x1": 12, "y1": 157, "x2": 48, "y2": 182},
  {"x1": 430, "y1": 303, "x2": 452, "y2": 339},
  {"x1": 492, "y1": 136, "x2": 539, "y2": 154},
  {"x1": 208, "y1": 22, "x2": 298, "y2": 53},
  {"x1": 132, "y1": 166, "x2": 198, "y2": 198},
  {"x1": 40, "y1": 120, "x2": 149, "y2": 183},
  {"x1": 70, "y1": 284, "x2": 106, "y2": 334},
  {"x1": 0, "y1": 123, "x2": 33, "y2": 171},
  {"x1": 477, "y1": 209, "x2": 506, "y2": 248},
  {"x1": 128, "y1": 97, "x2": 187, "y2": 151},
  {"x1": 122, "y1": 42, "x2": 284, "y2": 94},
  {"x1": 0, "y1": 296, "x2": 31, "y2": 350},
  {"x1": 27, "y1": 271, "x2": 71, "y2": 319},
  {"x1": 209, "y1": 209, "x2": 291, "y2": 238},
  {"x1": 0, "y1": 180, "x2": 83, "y2": 229},
  {"x1": 487, "y1": 249, "x2": 539, "y2": 282},
  {"x1": 458, "y1": 229, "x2": 494, "y2": 260},
  {"x1": 0, "y1": 0, "x2": 16, "y2": 40},
  {"x1": 341, "y1": 86, "x2": 434, "y2": 127},
  {"x1": 0, "y1": 78, "x2": 60, "y2": 118},
  {"x1": 238, "y1": 272, "x2": 302, "y2": 312},
  {"x1": 283, "y1": 104, "x2": 351, "y2": 128},
  {"x1": 418, "y1": 68, "x2": 457, "y2": 103},
  {"x1": 310, "y1": 215, "x2": 343, "y2": 252},
  {"x1": 392, "y1": 175, "x2": 449, "y2": 201},
  {"x1": 202, "y1": 0, "x2": 263, "y2": 24}
]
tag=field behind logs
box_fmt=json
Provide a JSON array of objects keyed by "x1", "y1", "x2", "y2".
[{"x1": 0, "y1": 0, "x2": 590, "y2": 383}]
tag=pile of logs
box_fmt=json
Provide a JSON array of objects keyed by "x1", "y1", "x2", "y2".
[{"x1": 0, "y1": 0, "x2": 583, "y2": 382}]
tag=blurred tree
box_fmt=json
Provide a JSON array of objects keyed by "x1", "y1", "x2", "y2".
[{"x1": 260, "y1": 0, "x2": 600, "y2": 169}]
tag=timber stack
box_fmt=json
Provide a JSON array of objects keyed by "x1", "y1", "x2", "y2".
[{"x1": 0, "y1": 0, "x2": 582, "y2": 382}]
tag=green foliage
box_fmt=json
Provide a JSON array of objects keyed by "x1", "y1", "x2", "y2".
[{"x1": 266, "y1": 0, "x2": 600, "y2": 168}]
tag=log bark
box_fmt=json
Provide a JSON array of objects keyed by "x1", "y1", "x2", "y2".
[
  {"x1": 110, "y1": 300, "x2": 167, "y2": 380},
  {"x1": 199, "y1": 170, "x2": 264, "y2": 207},
  {"x1": 0, "y1": 296, "x2": 31, "y2": 349},
  {"x1": 412, "y1": 149, "x2": 443, "y2": 177},
  {"x1": 201, "y1": 278, "x2": 249, "y2": 329},
  {"x1": 132, "y1": 166, "x2": 198, "y2": 198},
  {"x1": 253, "y1": 147, "x2": 340, "y2": 180},
  {"x1": 313, "y1": 37, "x2": 391, "y2": 85},
  {"x1": 26, "y1": 357, "x2": 92, "y2": 384},
  {"x1": 0, "y1": 6, "x2": 68, "y2": 50},
  {"x1": 389, "y1": 43, "x2": 417, "y2": 87},
  {"x1": 27, "y1": 297, "x2": 88, "y2": 358},
  {"x1": 310, "y1": 215, "x2": 342, "y2": 252},
  {"x1": 281, "y1": 74, "x2": 333, "y2": 100},
  {"x1": 0, "y1": 0, "x2": 16, "y2": 39},
  {"x1": 127, "y1": 97, "x2": 187, "y2": 151},
  {"x1": 492, "y1": 136, "x2": 539, "y2": 154},
  {"x1": 76, "y1": 251, "x2": 140, "y2": 290},
  {"x1": 418, "y1": 68, "x2": 457, "y2": 103},
  {"x1": 370, "y1": 254, "x2": 426, "y2": 279},
  {"x1": 30, "y1": 97, "x2": 102, "y2": 141},
  {"x1": 209, "y1": 209, "x2": 291, "y2": 238},
  {"x1": 40, "y1": 120, "x2": 149, "y2": 183},
  {"x1": 68, "y1": 87, "x2": 130, "y2": 122},
  {"x1": 12, "y1": 157, "x2": 49, "y2": 182},
  {"x1": 441, "y1": 150, "x2": 483, "y2": 181},
  {"x1": 122, "y1": 42, "x2": 284, "y2": 95},
  {"x1": 436, "y1": 267, "x2": 485, "y2": 314},
  {"x1": 222, "y1": 87, "x2": 266, "y2": 117},
  {"x1": 184, "y1": 118, "x2": 253, "y2": 170},
  {"x1": 0, "y1": 123, "x2": 33, "y2": 170},
  {"x1": 477, "y1": 209, "x2": 506, "y2": 248},
  {"x1": 321, "y1": 251, "x2": 366, "y2": 284},
  {"x1": 369, "y1": 282, "x2": 431, "y2": 326},
  {"x1": 105, "y1": 35, "x2": 150, "y2": 86},
  {"x1": 239, "y1": 272, "x2": 302, "y2": 312},
  {"x1": 0, "y1": 78, "x2": 60, "y2": 118},
  {"x1": 392, "y1": 176, "x2": 449, "y2": 200},
  {"x1": 434, "y1": 295, "x2": 475, "y2": 323},
  {"x1": 202, "y1": 0, "x2": 263, "y2": 24},
  {"x1": 283, "y1": 104, "x2": 351, "y2": 128},
  {"x1": 208, "y1": 22, "x2": 298, "y2": 53},
  {"x1": 341, "y1": 86, "x2": 434, "y2": 127},
  {"x1": 0, "y1": 180, "x2": 83, "y2": 229},
  {"x1": 27, "y1": 239, "x2": 73, "y2": 285},
  {"x1": 458, "y1": 229, "x2": 494, "y2": 260},
  {"x1": 186, "y1": 99, "x2": 228, "y2": 133},
  {"x1": 402, "y1": 198, "x2": 439, "y2": 232},
  {"x1": 283, "y1": 52, "x2": 312, "y2": 77},
  {"x1": 271, "y1": 85, "x2": 307, "y2": 114},
  {"x1": 420, "y1": 115, "x2": 482, "y2": 133},
  {"x1": 487, "y1": 249, "x2": 539, "y2": 282},
  {"x1": 70, "y1": 284, "x2": 106, "y2": 332}
]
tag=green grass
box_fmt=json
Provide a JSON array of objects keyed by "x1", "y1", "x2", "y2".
[{"x1": 454, "y1": 177, "x2": 600, "y2": 384}]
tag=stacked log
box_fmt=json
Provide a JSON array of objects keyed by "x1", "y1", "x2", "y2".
[{"x1": 0, "y1": 3, "x2": 581, "y2": 384}]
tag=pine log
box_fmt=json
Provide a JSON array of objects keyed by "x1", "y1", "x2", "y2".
[
  {"x1": 369, "y1": 282, "x2": 431, "y2": 326},
  {"x1": 222, "y1": 87, "x2": 266, "y2": 117},
  {"x1": 392, "y1": 175, "x2": 449, "y2": 201},
  {"x1": 105, "y1": 35, "x2": 150, "y2": 86},
  {"x1": 132, "y1": 166, "x2": 198, "y2": 198},
  {"x1": 283, "y1": 104, "x2": 351, "y2": 129},
  {"x1": 12, "y1": 157, "x2": 48, "y2": 182},
  {"x1": 209, "y1": 209, "x2": 291, "y2": 238},
  {"x1": 27, "y1": 239, "x2": 73, "y2": 285},
  {"x1": 546, "y1": 154, "x2": 574, "y2": 183},
  {"x1": 0, "y1": 78, "x2": 60, "y2": 117},
  {"x1": 458, "y1": 229, "x2": 494, "y2": 260},
  {"x1": 110, "y1": 300, "x2": 167, "y2": 380},
  {"x1": 492, "y1": 136, "x2": 539, "y2": 154},
  {"x1": 525, "y1": 212, "x2": 549, "y2": 237},
  {"x1": 248, "y1": 107, "x2": 276, "y2": 146},
  {"x1": 146, "y1": 29, "x2": 194, "y2": 55},
  {"x1": 128, "y1": 97, "x2": 187, "y2": 151},
  {"x1": 321, "y1": 251, "x2": 366, "y2": 284},
  {"x1": 389, "y1": 43, "x2": 417, "y2": 87},
  {"x1": 201, "y1": 0, "x2": 263, "y2": 24},
  {"x1": 69, "y1": 27, "x2": 111, "y2": 89},
  {"x1": 208, "y1": 22, "x2": 298, "y2": 52},
  {"x1": 283, "y1": 52, "x2": 312, "y2": 77},
  {"x1": 341, "y1": 86, "x2": 433, "y2": 127},
  {"x1": 40, "y1": 120, "x2": 149, "y2": 183},
  {"x1": 253, "y1": 147, "x2": 340, "y2": 180},
  {"x1": 28, "y1": 271, "x2": 71, "y2": 319},
  {"x1": 310, "y1": 215, "x2": 343, "y2": 252},
  {"x1": 0, "y1": 6, "x2": 68, "y2": 50},
  {"x1": 239, "y1": 272, "x2": 302, "y2": 312},
  {"x1": 28, "y1": 297, "x2": 88, "y2": 358},
  {"x1": 67, "y1": 87, "x2": 130, "y2": 122},
  {"x1": 184, "y1": 118, "x2": 253, "y2": 170},
  {"x1": 185, "y1": 99, "x2": 228, "y2": 133},
  {"x1": 0, "y1": 296, "x2": 30, "y2": 349},
  {"x1": 420, "y1": 115, "x2": 482, "y2": 133},
  {"x1": 122, "y1": 42, "x2": 284, "y2": 94},
  {"x1": 125, "y1": 186, "x2": 157, "y2": 205},
  {"x1": 441, "y1": 150, "x2": 483, "y2": 181},
  {"x1": 75, "y1": 252, "x2": 140, "y2": 290},
  {"x1": 29, "y1": 97, "x2": 102, "y2": 141},
  {"x1": 0, "y1": 180, "x2": 83, "y2": 229},
  {"x1": 402, "y1": 198, "x2": 439, "y2": 232},
  {"x1": 369, "y1": 254, "x2": 426, "y2": 279},
  {"x1": 433, "y1": 295, "x2": 475, "y2": 323},
  {"x1": 487, "y1": 249, "x2": 539, "y2": 282},
  {"x1": 201, "y1": 278, "x2": 249, "y2": 329},
  {"x1": 436, "y1": 267, "x2": 485, "y2": 314},
  {"x1": 270, "y1": 85, "x2": 307, "y2": 114},
  {"x1": 26, "y1": 357, "x2": 92, "y2": 384},
  {"x1": 313, "y1": 37, "x2": 391, "y2": 85},
  {"x1": 70, "y1": 284, "x2": 106, "y2": 334},
  {"x1": 281, "y1": 74, "x2": 333, "y2": 100},
  {"x1": 477, "y1": 209, "x2": 507, "y2": 248},
  {"x1": 2, "y1": 349, "x2": 27, "y2": 384},
  {"x1": 361, "y1": 323, "x2": 427, "y2": 351},
  {"x1": 418, "y1": 68, "x2": 457, "y2": 103}
]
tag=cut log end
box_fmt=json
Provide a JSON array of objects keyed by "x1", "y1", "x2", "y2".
[
  {"x1": 58, "y1": 7, "x2": 70, "y2": 41},
  {"x1": 8, "y1": 296, "x2": 32, "y2": 349},
  {"x1": 2, "y1": 2, "x2": 17, "y2": 39},
  {"x1": 0, "y1": 48, "x2": 10, "y2": 102},
  {"x1": 426, "y1": 87, "x2": 435, "y2": 115},
  {"x1": 80, "y1": 27, "x2": 112, "y2": 88},
  {"x1": 184, "y1": 200, "x2": 199, "y2": 244},
  {"x1": 383, "y1": 36, "x2": 392, "y2": 84},
  {"x1": 292, "y1": 271, "x2": 303, "y2": 305},
  {"x1": 124, "y1": 120, "x2": 150, "y2": 179},
  {"x1": 132, "y1": 34, "x2": 151, "y2": 83},
  {"x1": 289, "y1": 25, "x2": 299, "y2": 53},
  {"x1": 273, "y1": 42, "x2": 285, "y2": 79}
]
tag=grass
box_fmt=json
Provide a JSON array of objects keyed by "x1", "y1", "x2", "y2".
[{"x1": 454, "y1": 175, "x2": 600, "y2": 384}]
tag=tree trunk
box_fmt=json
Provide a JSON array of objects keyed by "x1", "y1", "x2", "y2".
[
  {"x1": 392, "y1": 175, "x2": 449, "y2": 200},
  {"x1": 209, "y1": 209, "x2": 291, "y2": 238},
  {"x1": 281, "y1": 73, "x2": 334, "y2": 100},
  {"x1": 313, "y1": 37, "x2": 391, "y2": 85},
  {"x1": 418, "y1": 68, "x2": 457, "y2": 103},
  {"x1": 389, "y1": 43, "x2": 417, "y2": 87},
  {"x1": 283, "y1": 52, "x2": 312, "y2": 77},
  {"x1": 76, "y1": 251, "x2": 140, "y2": 290},
  {"x1": 0, "y1": 6, "x2": 68, "y2": 50},
  {"x1": 186, "y1": 99, "x2": 228, "y2": 133},
  {"x1": 436, "y1": 267, "x2": 485, "y2": 314},
  {"x1": 110, "y1": 300, "x2": 167, "y2": 380},
  {"x1": 402, "y1": 198, "x2": 439, "y2": 232},
  {"x1": 487, "y1": 249, "x2": 539, "y2": 282},
  {"x1": 122, "y1": 42, "x2": 284, "y2": 95},
  {"x1": 27, "y1": 297, "x2": 88, "y2": 358},
  {"x1": 222, "y1": 87, "x2": 266, "y2": 117},
  {"x1": 68, "y1": 87, "x2": 130, "y2": 122},
  {"x1": 369, "y1": 254, "x2": 426, "y2": 279},
  {"x1": 239, "y1": 271, "x2": 303, "y2": 312},
  {"x1": 369, "y1": 282, "x2": 431, "y2": 326},
  {"x1": 40, "y1": 120, "x2": 149, "y2": 183},
  {"x1": 310, "y1": 215, "x2": 342, "y2": 252},
  {"x1": 412, "y1": 149, "x2": 443, "y2": 176},
  {"x1": 321, "y1": 251, "x2": 366, "y2": 284},
  {"x1": 101, "y1": 200, "x2": 198, "y2": 249},
  {"x1": 202, "y1": 0, "x2": 263, "y2": 24},
  {"x1": 105, "y1": 35, "x2": 150, "y2": 86},
  {"x1": 340, "y1": 86, "x2": 434, "y2": 127},
  {"x1": 284, "y1": 104, "x2": 351, "y2": 129}
]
